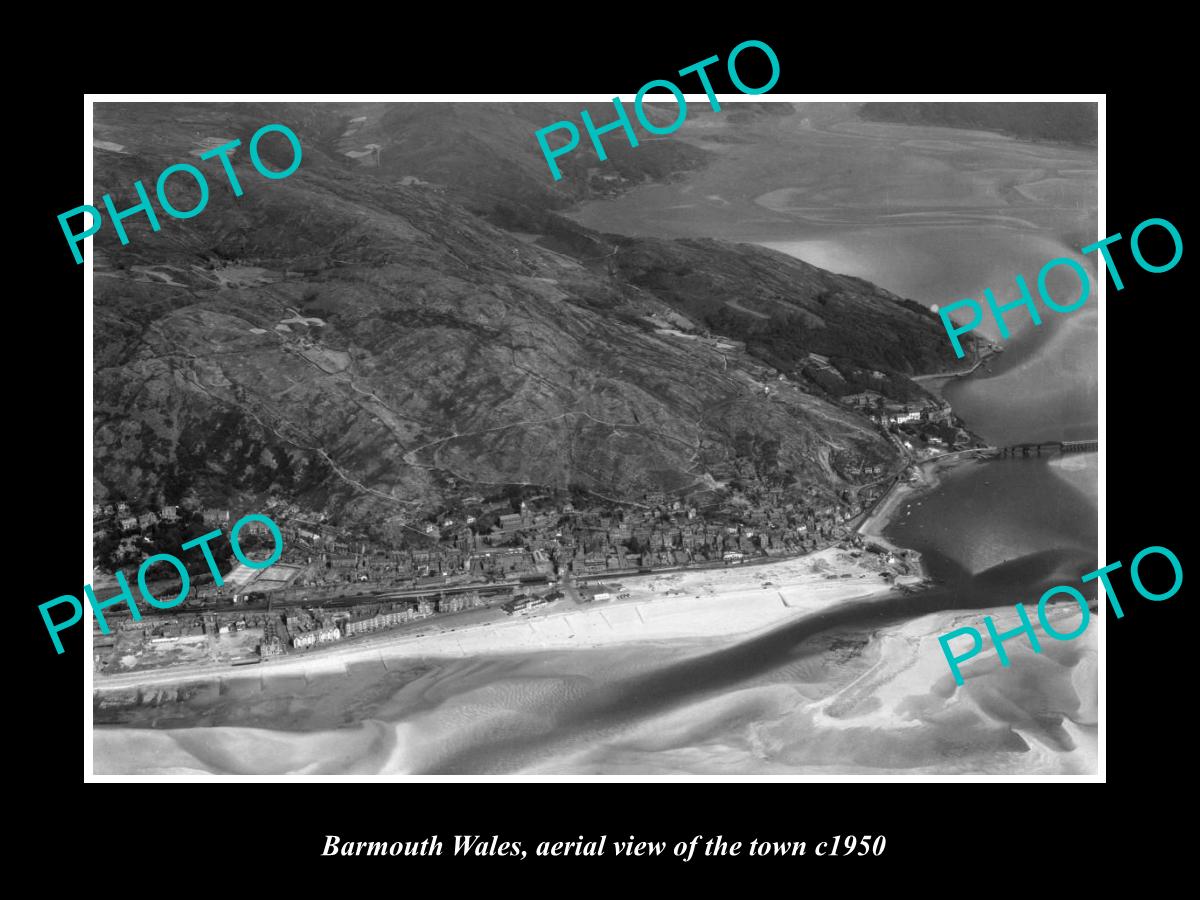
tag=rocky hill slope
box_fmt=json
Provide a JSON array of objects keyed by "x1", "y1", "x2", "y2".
[{"x1": 92, "y1": 102, "x2": 975, "y2": 534}]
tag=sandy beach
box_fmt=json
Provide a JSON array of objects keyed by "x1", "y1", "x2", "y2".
[
  {"x1": 864, "y1": 448, "x2": 1003, "y2": 547},
  {"x1": 93, "y1": 451, "x2": 966, "y2": 701},
  {"x1": 857, "y1": 452, "x2": 979, "y2": 555},
  {"x1": 93, "y1": 561, "x2": 1098, "y2": 776},
  {"x1": 94, "y1": 546, "x2": 919, "y2": 693}
]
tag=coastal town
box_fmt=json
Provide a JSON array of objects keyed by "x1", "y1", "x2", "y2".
[
  {"x1": 90, "y1": 384, "x2": 977, "y2": 677},
  {"x1": 85, "y1": 99, "x2": 1101, "y2": 786}
]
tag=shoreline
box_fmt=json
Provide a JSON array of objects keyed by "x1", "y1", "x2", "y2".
[
  {"x1": 94, "y1": 393, "x2": 990, "y2": 700},
  {"x1": 93, "y1": 444, "x2": 989, "y2": 701},
  {"x1": 93, "y1": 547, "x2": 922, "y2": 695},
  {"x1": 857, "y1": 451, "x2": 988, "y2": 561},
  {"x1": 911, "y1": 345, "x2": 1002, "y2": 399},
  {"x1": 94, "y1": 461, "x2": 963, "y2": 699}
]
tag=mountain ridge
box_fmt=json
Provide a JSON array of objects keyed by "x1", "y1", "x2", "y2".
[{"x1": 92, "y1": 102, "x2": 976, "y2": 538}]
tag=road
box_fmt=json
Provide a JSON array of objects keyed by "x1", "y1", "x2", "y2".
[{"x1": 912, "y1": 347, "x2": 1000, "y2": 385}]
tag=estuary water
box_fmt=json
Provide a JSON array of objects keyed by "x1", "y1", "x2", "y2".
[{"x1": 94, "y1": 111, "x2": 1099, "y2": 775}]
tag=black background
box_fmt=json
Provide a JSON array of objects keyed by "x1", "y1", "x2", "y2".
[{"x1": 21, "y1": 23, "x2": 1189, "y2": 883}]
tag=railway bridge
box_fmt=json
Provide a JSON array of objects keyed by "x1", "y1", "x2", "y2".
[{"x1": 998, "y1": 439, "x2": 1098, "y2": 457}]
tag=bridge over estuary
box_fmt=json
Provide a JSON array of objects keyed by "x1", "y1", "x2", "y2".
[{"x1": 997, "y1": 439, "x2": 1098, "y2": 457}]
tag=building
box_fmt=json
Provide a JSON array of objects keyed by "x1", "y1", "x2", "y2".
[
  {"x1": 292, "y1": 630, "x2": 318, "y2": 650},
  {"x1": 342, "y1": 604, "x2": 416, "y2": 637},
  {"x1": 291, "y1": 624, "x2": 339, "y2": 650},
  {"x1": 118, "y1": 516, "x2": 139, "y2": 532},
  {"x1": 160, "y1": 505, "x2": 179, "y2": 522},
  {"x1": 885, "y1": 404, "x2": 922, "y2": 425},
  {"x1": 842, "y1": 391, "x2": 885, "y2": 409},
  {"x1": 503, "y1": 596, "x2": 549, "y2": 615}
]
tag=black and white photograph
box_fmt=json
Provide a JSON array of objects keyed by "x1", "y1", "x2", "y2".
[{"x1": 83, "y1": 96, "x2": 1101, "y2": 777}]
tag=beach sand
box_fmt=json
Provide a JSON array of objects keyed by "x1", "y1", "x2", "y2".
[
  {"x1": 512, "y1": 598, "x2": 1097, "y2": 776},
  {"x1": 92, "y1": 530, "x2": 1098, "y2": 775},
  {"x1": 93, "y1": 591, "x2": 1096, "y2": 775},
  {"x1": 857, "y1": 452, "x2": 980, "y2": 555},
  {"x1": 1047, "y1": 452, "x2": 1098, "y2": 506},
  {"x1": 94, "y1": 548, "x2": 914, "y2": 693}
]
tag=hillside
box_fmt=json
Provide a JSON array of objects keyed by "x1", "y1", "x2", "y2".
[
  {"x1": 334, "y1": 101, "x2": 712, "y2": 212},
  {"x1": 92, "y1": 102, "x2": 975, "y2": 534},
  {"x1": 610, "y1": 236, "x2": 966, "y2": 375}
]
